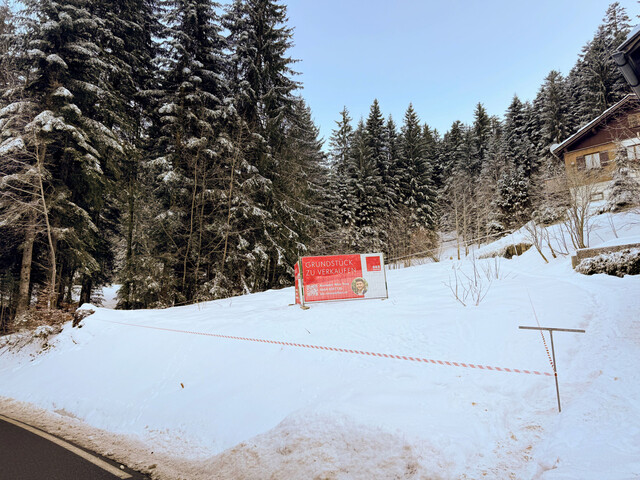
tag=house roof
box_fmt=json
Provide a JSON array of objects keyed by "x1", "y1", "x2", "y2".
[
  {"x1": 618, "y1": 24, "x2": 640, "y2": 53},
  {"x1": 551, "y1": 94, "x2": 638, "y2": 156}
]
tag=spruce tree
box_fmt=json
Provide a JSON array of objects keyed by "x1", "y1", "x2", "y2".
[
  {"x1": 424, "y1": 125, "x2": 444, "y2": 192},
  {"x1": 0, "y1": 1, "x2": 18, "y2": 90},
  {"x1": 477, "y1": 116, "x2": 507, "y2": 235},
  {"x1": 224, "y1": 0, "x2": 320, "y2": 292},
  {"x1": 496, "y1": 96, "x2": 536, "y2": 225},
  {"x1": 383, "y1": 115, "x2": 401, "y2": 201},
  {"x1": 0, "y1": 1, "x2": 22, "y2": 322},
  {"x1": 329, "y1": 107, "x2": 356, "y2": 234},
  {"x1": 90, "y1": 0, "x2": 160, "y2": 309},
  {"x1": 1, "y1": 0, "x2": 126, "y2": 310},
  {"x1": 470, "y1": 103, "x2": 491, "y2": 177},
  {"x1": 398, "y1": 103, "x2": 436, "y2": 229},
  {"x1": 282, "y1": 98, "x2": 329, "y2": 255},
  {"x1": 148, "y1": 0, "x2": 231, "y2": 304},
  {"x1": 535, "y1": 71, "x2": 569, "y2": 159},
  {"x1": 567, "y1": 3, "x2": 631, "y2": 125},
  {"x1": 329, "y1": 107, "x2": 353, "y2": 170},
  {"x1": 360, "y1": 101, "x2": 393, "y2": 251},
  {"x1": 440, "y1": 120, "x2": 466, "y2": 183},
  {"x1": 346, "y1": 119, "x2": 386, "y2": 252}
]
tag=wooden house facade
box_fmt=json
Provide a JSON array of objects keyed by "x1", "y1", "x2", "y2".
[{"x1": 552, "y1": 94, "x2": 640, "y2": 200}]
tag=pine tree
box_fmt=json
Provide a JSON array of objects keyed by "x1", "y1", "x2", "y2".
[
  {"x1": 87, "y1": 0, "x2": 161, "y2": 308},
  {"x1": 423, "y1": 125, "x2": 443, "y2": 192},
  {"x1": 496, "y1": 96, "x2": 537, "y2": 226},
  {"x1": 568, "y1": 3, "x2": 631, "y2": 125},
  {"x1": 398, "y1": 104, "x2": 436, "y2": 229},
  {"x1": 0, "y1": 1, "x2": 23, "y2": 323},
  {"x1": 282, "y1": 98, "x2": 329, "y2": 255},
  {"x1": 1, "y1": 0, "x2": 128, "y2": 311},
  {"x1": 329, "y1": 107, "x2": 356, "y2": 233},
  {"x1": 147, "y1": 0, "x2": 231, "y2": 304},
  {"x1": 477, "y1": 116, "x2": 507, "y2": 235},
  {"x1": 345, "y1": 119, "x2": 386, "y2": 252},
  {"x1": 224, "y1": 0, "x2": 321, "y2": 292},
  {"x1": 470, "y1": 103, "x2": 491, "y2": 177},
  {"x1": 364, "y1": 99, "x2": 395, "y2": 213},
  {"x1": 535, "y1": 71, "x2": 569, "y2": 159},
  {"x1": 383, "y1": 115, "x2": 401, "y2": 200},
  {"x1": 0, "y1": 1, "x2": 18, "y2": 90}
]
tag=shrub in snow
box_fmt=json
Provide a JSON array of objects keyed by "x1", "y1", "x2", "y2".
[
  {"x1": 532, "y1": 206, "x2": 566, "y2": 226},
  {"x1": 479, "y1": 242, "x2": 532, "y2": 260},
  {"x1": 576, "y1": 248, "x2": 640, "y2": 277},
  {"x1": 33, "y1": 325, "x2": 62, "y2": 339},
  {"x1": 486, "y1": 219, "x2": 506, "y2": 236}
]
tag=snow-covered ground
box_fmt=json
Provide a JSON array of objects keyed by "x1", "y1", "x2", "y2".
[{"x1": 1, "y1": 210, "x2": 640, "y2": 479}]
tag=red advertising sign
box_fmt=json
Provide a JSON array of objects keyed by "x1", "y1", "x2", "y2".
[
  {"x1": 295, "y1": 253, "x2": 388, "y2": 305},
  {"x1": 366, "y1": 256, "x2": 381, "y2": 272}
]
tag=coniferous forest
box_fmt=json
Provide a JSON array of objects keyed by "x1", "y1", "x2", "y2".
[{"x1": 0, "y1": 1, "x2": 635, "y2": 329}]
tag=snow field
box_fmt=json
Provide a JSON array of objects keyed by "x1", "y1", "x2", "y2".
[{"x1": 1, "y1": 210, "x2": 640, "y2": 479}]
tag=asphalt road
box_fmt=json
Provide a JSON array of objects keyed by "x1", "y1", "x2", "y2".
[{"x1": 0, "y1": 415, "x2": 148, "y2": 480}]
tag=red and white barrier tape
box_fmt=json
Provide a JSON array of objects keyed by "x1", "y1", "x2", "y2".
[
  {"x1": 98, "y1": 319, "x2": 553, "y2": 377},
  {"x1": 538, "y1": 330, "x2": 556, "y2": 372}
]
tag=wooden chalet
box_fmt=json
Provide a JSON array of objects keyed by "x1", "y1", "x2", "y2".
[{"x1": 551, "y1": 94, "x2": 640, "y2": 200}]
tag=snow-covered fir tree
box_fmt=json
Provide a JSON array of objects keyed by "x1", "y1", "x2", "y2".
[
  {"x1": 328, "y1": 107, "x2": 356, "y2": 242},
  {"x1": 534, "y1": 70, "x2": 570, "y2": 165},
  {"x1": 566, "y1": 3, "x2": 631, "y2": 128},
  {"x1": 364, "y1": 99, "x2": 396, "y2": 216},
  {"x1": 0, "y1": 0, "x2": 127, "y2": 312},
  {"x1": 344, "y1": 119, "x2": 386, "y2": 253},
  {"x1": 108, "y1": 0, "x2": 163, "y2": 309},
  {"x1": 470, "y1": 103, "x2": 491, "y2": 177},
  {"x1": 397, "y1": 104, "x2": 436, "y2": 230},
  {"x1": 223, "y1": 0, "x2": 323, "y2": 293}
]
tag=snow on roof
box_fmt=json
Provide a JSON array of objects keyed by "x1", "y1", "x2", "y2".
[
  {"x1": 618, "y1": 24, "x2": 640, "y2": 53},
  {"x1": 551, "y1": 93, "x2": 637, "y2": 156}
]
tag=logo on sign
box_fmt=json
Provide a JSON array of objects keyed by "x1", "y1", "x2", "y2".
[{"x1": 366, "y1": 256, "x2": 381, "y2": 272}]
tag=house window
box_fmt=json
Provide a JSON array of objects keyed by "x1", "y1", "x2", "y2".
[
  {"x1": 585, "y1": 153, "x2": 600, "y2": 169},
  {"x1": 626, "y1": 144, "x2": 640, "y2": 161}
]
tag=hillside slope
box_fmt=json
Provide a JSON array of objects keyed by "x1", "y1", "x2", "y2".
[{"x1": 1, "y1": 211, "x2": 640, "y2": 479}]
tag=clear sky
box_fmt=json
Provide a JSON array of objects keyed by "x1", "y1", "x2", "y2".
[{"x1": 285, "y1": 0, "x2": 640, "y2": 144}]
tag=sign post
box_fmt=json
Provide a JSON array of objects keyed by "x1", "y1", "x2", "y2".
[
  {"x1": 295, "y1": 253, "x2": 388, "y2": 306},
  {"x1": 519, "y1": 326, "x2": 586, "y2": 412}
]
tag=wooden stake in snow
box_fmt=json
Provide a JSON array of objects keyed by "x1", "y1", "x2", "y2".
[{"x1": 519, "y1": 326, "x2": 585, "y2": 413}]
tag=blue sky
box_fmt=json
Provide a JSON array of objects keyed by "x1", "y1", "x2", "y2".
[{"x1": 285, "y1": 0, "x2": 640, "y2": 143}]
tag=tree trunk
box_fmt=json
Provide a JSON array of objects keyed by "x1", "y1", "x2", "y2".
[
  {"x1": 453, "y1": 189, "x2": 461, "y2": 260},
  {"x1": 182, "y1": 151, "x2": 201, "y2": 298},
  {"x1": 221, "y1": 134, "x2": 242, "y2": 273},
  {"x1": 35, "y1": 140, "x2": 57, "y2": 310},
  {"x1": 79, "y1": 275, "x2": 92, "y2": 305},
  {"x1": 16, "y1": 220, "x2": 36, "y2": 318},
  {"x1": 193, "y1": 167, "x2": 206, "y2": 299},
  {"x1": 122, "y1": 175, "x2": 136, "y2": 309}
]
